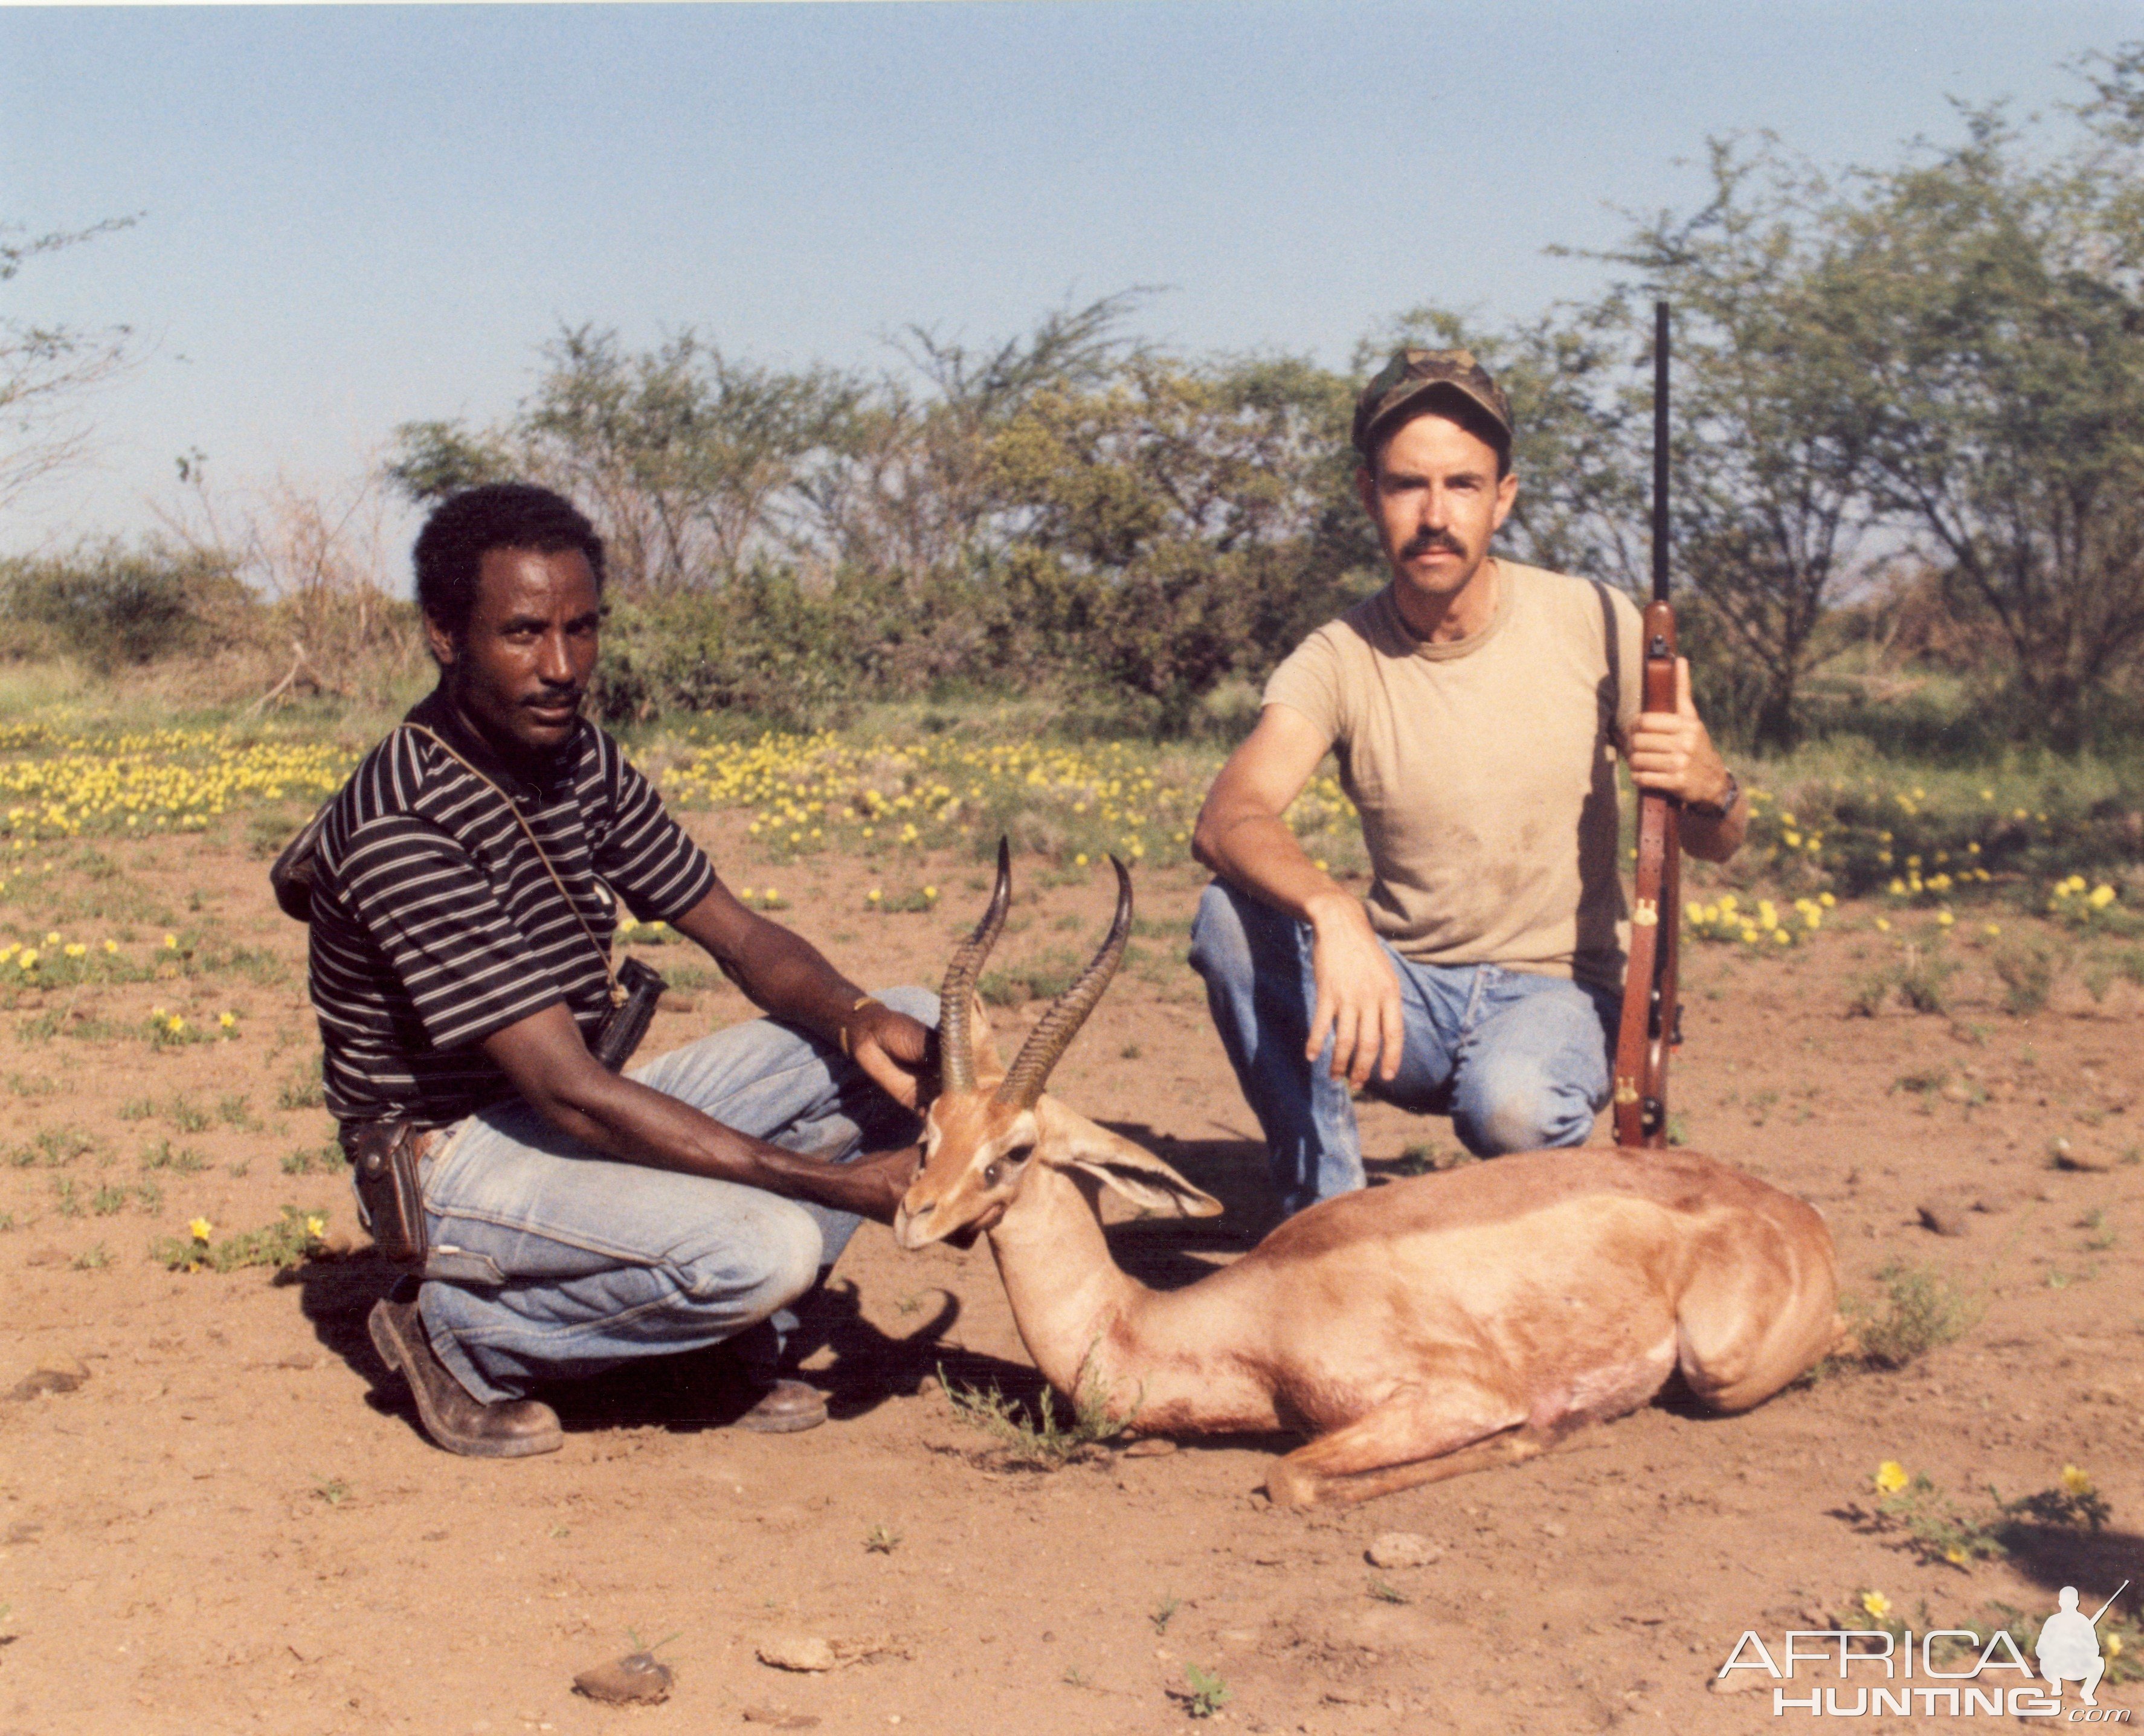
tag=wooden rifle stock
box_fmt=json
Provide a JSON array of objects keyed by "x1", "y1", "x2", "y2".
[{"x1": 1612, "y1": 303, "x2": 1682, "y2": 1148}]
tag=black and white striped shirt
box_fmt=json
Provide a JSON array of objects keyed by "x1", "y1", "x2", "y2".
[{"x1": 309, "y1": 692, "x2": 716, "y2": 1131}]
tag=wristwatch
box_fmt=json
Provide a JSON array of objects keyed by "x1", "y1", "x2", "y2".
[{"x1": 1685, "y1": 769, "x2": 1740, "y2": 820}]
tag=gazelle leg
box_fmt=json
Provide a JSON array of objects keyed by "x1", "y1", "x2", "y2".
[{"x1": 1263, "y1": 1381, "x2": 1533, "y2": 1509}]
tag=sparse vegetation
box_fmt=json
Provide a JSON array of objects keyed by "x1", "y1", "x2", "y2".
[
  {"x1": 8, "y1": 1128, "x2": 94, "y2": 1168},
  {"x1": 139, "y1": 1139, "x2": 207, "y2": 1174},
  {"x1": 1852, "y1": 1261, "x2": 1981, "y2": 1370},
  {"x1": 939, "y1": 1361, "x2": 1131, "y2": 1468},
  {"x1": 1180, "y1": 1662, "x2": 1231, "y2": 1719},
  {"x1": 1864, "y1": 1461, "x2": 2118, "y2": 1570},
  {"x1": 276, "y1": 1053, "x2": 326, "y2": 1111},
  {"x1": 150, "y1": 1206, "x2": 329, "y2": 1274},
  {"x1": 280, "y1": 1141, "x2": 346, "y2": 1175}
]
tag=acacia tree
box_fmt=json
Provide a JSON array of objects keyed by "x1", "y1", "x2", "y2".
[
  {"x1": 386, "y1": 325, "x2": 860, "y2": 593},
  {"x1": 1, "y1": 216, "x2": 139, "y2": 508},
  {"x1": 797, "y1": 292, "x2": 1148, "y2": 586},
  {"x1": 1577, "y1": 140, "x2": 1876, "y2": 749},
  {"x1": 987, "y1": 352, "x2": 1356, "y2": 728},
  {"x1": 1821, "y1": 63, "x2": 2144, "y2": 748}
]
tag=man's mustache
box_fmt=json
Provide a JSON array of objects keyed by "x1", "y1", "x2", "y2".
[{"x1": 1400, "y1": 528, "x2": 1467, "y2": 560}]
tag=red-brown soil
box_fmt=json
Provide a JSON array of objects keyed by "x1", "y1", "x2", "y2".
[{"x1": 1, "y1": 815, "x2": 2138, "y2": 1735}]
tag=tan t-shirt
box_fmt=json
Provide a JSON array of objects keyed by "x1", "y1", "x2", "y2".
[{"x1": 1263, "y1": 560, "x2": 1644, "y2": 991}]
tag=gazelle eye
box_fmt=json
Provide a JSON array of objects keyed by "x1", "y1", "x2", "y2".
[{"x1": 983, "y1": 1163, "x2": 1003, "y2": 1187}]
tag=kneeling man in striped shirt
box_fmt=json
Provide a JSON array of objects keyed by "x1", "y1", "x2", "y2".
[{"x1": 307, "y1": 483, "x2": 932, "y2": 1456}]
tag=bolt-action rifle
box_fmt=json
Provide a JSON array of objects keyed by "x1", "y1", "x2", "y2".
[{"x1": 1613, "y1": 301, "x2": 1682, "y2": 1148}]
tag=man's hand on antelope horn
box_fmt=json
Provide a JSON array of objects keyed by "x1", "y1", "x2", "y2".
[{"x1": 844, "y1": 1001, "x2": 934, "y2": 1111}]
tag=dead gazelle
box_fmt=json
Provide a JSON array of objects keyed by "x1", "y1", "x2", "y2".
[{"x1": 895, "y1": 844, "x2": 1846, "y2": 1506}]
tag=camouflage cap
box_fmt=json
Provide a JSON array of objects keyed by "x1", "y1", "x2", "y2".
[{"x1": 1351, "y1": 347, "x2": 1513, "y2": 460}]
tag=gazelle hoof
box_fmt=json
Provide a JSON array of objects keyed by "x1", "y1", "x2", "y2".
[{"x1": 1263, "y1": 1461, "x2": 1320, "y2": 1508}]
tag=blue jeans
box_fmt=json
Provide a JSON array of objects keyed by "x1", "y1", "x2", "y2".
[
  {"x1": 401, "y1": 984, "x2": 933, "y2": 1404},
  {"x1": 1187, "y1": 882, "x2": 1617, "y2": 1217}
]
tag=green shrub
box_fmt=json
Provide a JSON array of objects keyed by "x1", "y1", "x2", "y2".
[
  {"x1": 1854, "y1": 1261, "x2": 1981, "y2": 1369},
  {"x1": 0, "y1": 544, "x2": 243, "y2": 669}
]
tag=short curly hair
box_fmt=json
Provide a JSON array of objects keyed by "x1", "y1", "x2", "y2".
[{"x1": 412, "y1": 483, "x2": 606, "y2": 641}]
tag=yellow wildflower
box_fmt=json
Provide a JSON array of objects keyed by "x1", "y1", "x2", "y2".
[
  {"x1": 2088, "y1": 884, "x2": 2116, "y2": 909},
  {"x1": 102, "y1": 939, "x2": 117, "y2": 953},
  {"x1": 1874, "y1": 1461, "x2": 1910, "y2": 1494},
  {"x1": 1862, "y1": 1590, "x2": 1893, "y2": 1622},
  {"x1": 218, "y1": 1012, "x2": 236, "y2": 1030},
  {"x1": 304, "y1": 1215, "x2": 326, "y2": 1239},
  {"x1": 166, "y1": 1015, "x2": 185, "y2": 1034},
  {"x1": 2061, "y1": 1465, "x2": 2093, "y2": 1496},
  {"x1": 163, "y1": 933, "x2": 177, "y2": 949},
  {"x1": 188, "y1": 1217, "x2": 213, "y2": 1242}
]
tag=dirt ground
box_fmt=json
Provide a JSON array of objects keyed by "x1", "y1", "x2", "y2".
[{"x1": 1, "y1": 811, "x2": 2139, "y2": 1736}]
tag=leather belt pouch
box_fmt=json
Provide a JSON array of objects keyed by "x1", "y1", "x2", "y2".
[
  {"x1": 347, "y1": 1123, "x2": 505, "y2": 1285},
  {"x1": 349, "y1": 1121, "x2": 428, "y2": 1267}
]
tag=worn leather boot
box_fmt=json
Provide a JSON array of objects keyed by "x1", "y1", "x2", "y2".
[
  {"x1": 367, "y1": 1297, "x2": 563, "y2": 1458},
  {"x1": 734, "y1": 1377, "x2": 828, "y2": 1434}
]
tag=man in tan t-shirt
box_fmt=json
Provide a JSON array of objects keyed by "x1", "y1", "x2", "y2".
[{"x1": 1189, "y1": 348, "x2": 1745, "y2": 1215}]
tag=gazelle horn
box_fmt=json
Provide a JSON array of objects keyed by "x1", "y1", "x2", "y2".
[
  {"x1": 938, "y1": 837, "x2": 1012, "y2": 1095},
  {"x1": 996, "y1": 856, "x2": 1133, "y2": 1110}
]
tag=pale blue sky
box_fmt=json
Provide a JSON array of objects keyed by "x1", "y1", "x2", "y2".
[{"x1": 5, "y1": 0, "x2": 2142, "y2": 562}]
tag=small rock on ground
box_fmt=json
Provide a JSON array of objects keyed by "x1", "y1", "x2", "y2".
[
  {"x1": 756, "y1": 1635, "x2": 837, "y2": 1673},
  {"x1": 572, "y1": 1651, "x2": 673, "y2": 1705},
  {"x1": 1366, "y1": 1532, "x2": 1441, "y2": 1569}
]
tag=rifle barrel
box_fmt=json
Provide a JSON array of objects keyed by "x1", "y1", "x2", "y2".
[{"x1": 1652, "y1": 300, "x2": 1670, "y2": 605}]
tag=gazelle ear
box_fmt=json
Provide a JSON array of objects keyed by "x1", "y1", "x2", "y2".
[
  {"x1": 1035, "y1": 1098, "x2": 1223, "y2": 1219},
  {"x1": 969, "y1": 993, "x2": 1005, "y2": 1085}
]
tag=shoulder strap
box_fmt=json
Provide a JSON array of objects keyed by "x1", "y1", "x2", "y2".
[
  {"x1": 1591, "y1": 579, "x2": 1623, "y2": 746},
  {"x1": 402, "y1": 724, "x2": 625, "y2": 1009}
]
